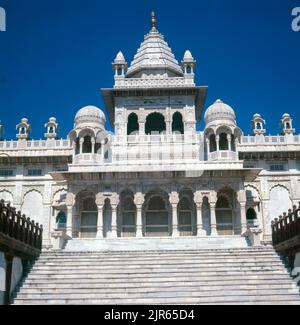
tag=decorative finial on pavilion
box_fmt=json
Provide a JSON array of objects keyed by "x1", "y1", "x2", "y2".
[{"x1": 151, "y1": 11, "x2": 156, "y2": 30}]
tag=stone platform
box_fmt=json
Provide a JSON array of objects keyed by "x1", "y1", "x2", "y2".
[{"x1": 63, "y1": 235, "x2": 249, "y2": 252}]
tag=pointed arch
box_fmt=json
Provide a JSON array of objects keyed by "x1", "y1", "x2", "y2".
[
  {"x1": 127, "y1": 113, "x2": 139, "y2": 135},
  {"x1": 172, "y1": 112, "x2": 184, "y2": 134},
  {"x1": 145, "y1": 112, "x2": 166, "y2": 135}
]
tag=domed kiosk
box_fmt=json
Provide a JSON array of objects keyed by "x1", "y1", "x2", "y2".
[{"x1": 204, "y1": 99, "x2": 242, "y2": 161}]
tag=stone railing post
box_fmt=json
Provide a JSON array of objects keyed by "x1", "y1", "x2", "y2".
[
  {"x1": 134, "y1": 192, "x2": 145, "y2": 238},
  {"x1": 169, "y1": 192, "x2": 179, "y2": 237}
]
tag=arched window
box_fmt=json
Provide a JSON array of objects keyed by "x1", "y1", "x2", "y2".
[
  {"x1": 82, "y1": 136, "x2": 92, "y2": 153},
  {"x1": 80, "y1": 197, "x2": 97, "y2": 238},
  {"x1": 216, "y1": 195, "x2": 233, "y2": 235},
  {"x1": 219, "y1": 133, "x2": 229, "y2": 150},
  {"x1": 56, "y1": 211, "x2": 66, "y2": 228},
  {"x1": 172, "y1": 112, "x2": 184, "y2": 134},
  {"x1": 186, "y1": 66, "x2": 192, "y2": 74},
  {"x1": 285, "y1": 122, "x2": 291, "y2": 129},
  {"x1": 145, "y1": 195, "x2": 169, "y2": 236},
  {"x1": 122, "y1": 196, "x2": 136, "y2": 237},
  {"x1": 246, "y1": 207, "x2": 257, "y2": 226},
  {"x1": 49, "y1": 126, "x2": 54, "y2": 134},
  {"x1": 21, "y1": 127, "x2": 26, "y2": 135},
  {"x1": 256, "y1": 123, "x2": 262, "y2": 130},
  {"x1": 209, "y1": 134, "x2": 217, "y2": 152},
  {"x1": 145, "y1": 113, "x2": 166, "y2": 135},
  {"x1": 178, "y1": 197, "x2": 193, "y2": 236},
  {"x1": 127, "y1": 113, "x2": 139, "y2": 135}
]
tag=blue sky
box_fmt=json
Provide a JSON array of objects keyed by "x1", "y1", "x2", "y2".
[{"x1": 0, "y1": 0, "x2": 299, "y2": 139}]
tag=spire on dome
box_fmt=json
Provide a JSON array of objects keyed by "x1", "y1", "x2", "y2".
[
  {"x1": 151, "y1": 11, "x2": 157, "y2": 30},
  {"x1": 126, "y1": 12, "x2": 183, "y2": 77}
]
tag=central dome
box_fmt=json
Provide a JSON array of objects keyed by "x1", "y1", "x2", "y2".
[
  {"x1": 74, "y1": 106, "x2": 106, "y2": 130},
  {"x1": 204, "y1": 99, "x2": 236, "y2": 126}
]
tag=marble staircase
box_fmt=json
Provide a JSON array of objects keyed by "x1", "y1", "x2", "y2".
[{"x1": 12, "y1": 244, "x2": 300, "y2": 305}]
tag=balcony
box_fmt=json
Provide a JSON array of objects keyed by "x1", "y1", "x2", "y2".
[{"x1": 208, "y1": 150, "x2": 238, "y2": 161}]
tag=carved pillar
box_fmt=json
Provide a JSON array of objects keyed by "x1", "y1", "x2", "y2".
[
  {"x1": 66, "y1": 205, "x2": 73, "y2": 238},
  {"x1": 210, "y1": 202, "x2": 218, "y2": 236},
  {"x1": 96, "y1": 205, "x2": 103, "y2": 238},
  {"x1": 134, "y1": 192, "x2": 145, "y2": 238},
  {"x1": 110, "y1": 193, "x2": 119, "y2": 238},
  {"x1": 194, "y1": 192, "x2": 206, "y2": 236},
  {"x1": 79, "y1": 138, "x2": 84, "y2": 154},
  {"x1": 96, "y1": 194, "x2": 105, "y2": 238},
  {"x1": 238, "y1": 190, "x2": 247, "y2": 234},
  {"x1": 169, "y1": 192, "x2": 179, "y2": 237},
  {"x1": 240, "y1": 202, "x2": 247, "y2": 234},
  {"x1": 227, "y1": 134, "x2": 232, "y2": 151},
  {"x1": 66, "y1": 193, "x2": 75, "y2": 238},
  {"x1": 91, "y1": 137, "x2": 95, "y2": 154},
  {"x1": 216, "y1": 135, "x2": 220, "y2": 152},
  {"x1": 206, "y1": 138, "x2": 210, "y2": 159}
]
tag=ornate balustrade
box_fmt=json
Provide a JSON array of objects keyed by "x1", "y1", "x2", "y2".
[
  {"x1": 241, "y1": 135, "x2": 300, "y2": 145},
  {"x1": 0, "y1": 139, "x2": 71, "y2": 150},
  {"x1": 0, "y1": 200, "x2": 43, "y2": 305},
  {"x1": 0, "y1": 200, "x2": 43, "y2": 251},
  {"x1": 271, "y1": 203, "x2": 300, "y2": 267}
]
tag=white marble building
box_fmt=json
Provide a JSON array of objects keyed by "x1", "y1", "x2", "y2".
[{"x1": 0, "y1": 13, "x2": 299, "y2": 247}]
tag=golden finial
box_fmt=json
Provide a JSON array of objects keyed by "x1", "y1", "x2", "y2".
[{"x1": 151, "y1": 11, "x2": 156, "y2": 29}]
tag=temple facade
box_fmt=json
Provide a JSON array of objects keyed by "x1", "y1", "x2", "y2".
[{"x1": 0, "y1": 13, "x2": 299, "y2": 248}]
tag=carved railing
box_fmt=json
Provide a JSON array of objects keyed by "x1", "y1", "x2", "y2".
[
  {"x1": 271, "y1": 203, "x2": 300, "y2": 247},
  {"x1": 0, "y1": 200, "x2": 43, "y2": 250},
  {"x1": 271, "y1": 203, "x2": 300, "y2": 270}
]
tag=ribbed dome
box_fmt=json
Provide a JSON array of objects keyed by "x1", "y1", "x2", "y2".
[
  {"x1": 114, "y1": 51, "x2": 126, "y2": 63},
  {"x1": 204, "y1": 99, "x2": 236, "y2": 126},
  {"x1": 74, "y1": 106, "x2": 106, "y2": 130},
  {"x1": 183, "y1": 50, "x2": 194, "y2": 62},
  {"x1": 126, "y1": 28, "x2": 183, "y2": 77}
]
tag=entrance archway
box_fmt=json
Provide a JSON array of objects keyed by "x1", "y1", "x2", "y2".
[
  {"x1": 120, "y1": 193, "x2": 136, "y2": 237},
  {"x1": 80, "y1": 197, "x2": 97, "y2": 238},
  {"x1": 144, "y1": 193, "x2": 170, "y2": 236},
  {"x1": 145, "y1": 113, "x2": 166, "y2": 135},
  {"x1": 216, "y1": 195, "x2": 233, "y2": 235}
]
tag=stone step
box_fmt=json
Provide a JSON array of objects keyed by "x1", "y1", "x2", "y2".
[
  {"x1": 22, "y1": 274, "x2": 294, "y2": 285},
  {"x1": 14, "y1": 290, "x2": 300, "y2": 301},
  {"x1": 18, "y1": 283, "x2": 299, "y2": 294},
  {"x1": 39, "y1": 249, "x2": 277, "y2": 257},
  {"x1": 31, "y1": 261, "x2": 286, "y2": 269},
  {"x1": 25, "y1": 272, "x2": 291, "y2": 281},
  {"x1": 63, "y1": 237, "x2": 249, "y2": 251},
  {"x1": 23, "y1": 275, "x2": 295, "y2": 288},
  {"x1": 21, "y1": 279, "x2": 297, "y2": 289},
  {"x1": 26, "y1": 265, "x2": 286, "y2": 276}
]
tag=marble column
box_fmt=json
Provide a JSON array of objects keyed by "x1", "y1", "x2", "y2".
[
  {"x1": 216, "y1": 135, "x2": 220, "y2": 152},
  {"x1": 134, "y1": 192, "x2": 145, "y2": 238},
  {"x1": 66, "y1": 205, "x2": 73, "y2": 238},
  {"x1": 240, "y1": 202, "x2": 247, "y2": 234},
  {"x1": 210, "y1": 203, "x2": 218, "y2": 236},
  {"x1": 196, "y1": 203, "x2": 206, "y2": 236},
  {"x1": 96, "y1": 205, "x2": 103, "y2": 238},
  {"x1": 111, "y1": 206, "x2": 118, "y2": 238},
  {"x1": 206, "y1": 138, "x2": 210, "y2": 158},
  {"x1": 169, "y1": 192, "x2": 179, "y2": 237},
  {"x1": 91, "y1": 137, "x2": 95, "y2": 154},
  {"x1": 136, "y1": 206, "x2": 143, "y2": 238},
  {"x1": 79, "y1": 138, "x2": 84, "y2": 154},
  {"x1": 227, "y1": 134, "x2": 232, "y2": 151},
  {"x1": 171, "y1": 204, "x2": 179, "y2": 237}
]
